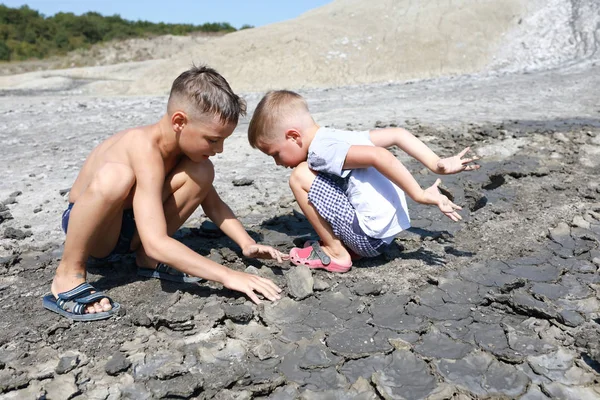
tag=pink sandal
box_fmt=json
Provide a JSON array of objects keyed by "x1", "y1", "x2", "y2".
[
  {"x1": 303, "y1": 240, "x2": 363, "y2": 261},
  {"x1": 289, "y1": 242, "x2": 352, "y2": 273}
]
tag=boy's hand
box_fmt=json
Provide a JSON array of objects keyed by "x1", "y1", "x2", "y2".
[
  {"x1": 222, "y1": 270, "x2": 282, "y2": 304},
  {"x1": 437, "y1": 147, "x2": 480, "y2": 174},
  {"x1": 424, "y1": 179, "x2": 463, "y2": 221},
  {"x1": 242, "y1": 244, "x2": 290, "y2": 263}
]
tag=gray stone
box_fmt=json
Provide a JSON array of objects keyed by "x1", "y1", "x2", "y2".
[
  {"x1": 503, "y1": 263, "x2": 561, "y2": 282},
  {"x1": 3, "y1": 227, "x2": 32, "y2": 240},
  {"x1": 302, "y1": 308, "x2": 344, "y2": 333},
  {"x1": 436, "y1": 351, "x2": 529, "y2": 397},
  {"x1": 252, "y1": 340, "x2": 276, "y2": 360},
  {"x1": 120, "y1": 383, "x2": 152, "y2": 399},
  {"x1": 406, "y1": 302, "x2": 472, "y2": 321},
  {"x1": 223, "y1": 302, "x2": 254, "y2": 323},
  {"x1": 132, "y1": 350, "x2": 186, "y2": 380},
  {"x1": 414, "y1": 328, "x2": 473, "y2": 359},
  {"x1": 44, "y1": 374, "x2": 79, "y2": 400},
  {"x1": 327, "y1": 326, "x2": 393, "y2": 358},
  {"x1": 269, "y1": 384, "x2": 300, "y2": 400},
  {"x1": 285, "y1": 265, "x2": 314, "y2": 300},
  {"x1": 548, "y1": 222, "x2": 575, "y2": 249},
  {"x1": 415, "y1": 285, "x2": 445, "y2": 307},
  {"x1": 296, "y1": 337, "x2": 343, "y2": 370},
  {"x1": 299, "y1": 377, "x2": 378, "y2": 399},
  {"x1": 320, "y1": 291, "x2": 360, "y2": 321},
  {"x1": 434, "y1": 317, "x2": 475, "y2": 342},
  {"x1": 351, "y1": 281, "x2": 383, "y2": 296},
  {"x1": 372, "y1": 350, "x2": 436, "y2": 400},
  {"x1": 313, "y1": 278, "x2": 330, "y2": 291},
  {"x1": 55, "y1": 353, "x2": 79, "y2": 375},
  {"x1": 520, "y1": 385, "x2": 551, "y2": 400},
  {"x1": 279, "y1": 323, "x2": 317, "y2": 343},
  {"x1": 558, "y1": 309, "x2": 585, "y2": 327},
  {"x1": 214, "y1": 389, "x2": 253, "y2": 400},
  {"x1": 505, "y1": 325, "x2": 556, "y2": 357},
  {"x1": 528, "y1": 348, "x2": 596, "y2": 386},
  {"x1": 232, "y1": 177, "x2": 254, "y2": 186},
  {"x1": 508, "y1": 291, "x2": 559, "y2": 320},
  {"x1": 541, "y1": 382, "x2": 600, "y2": 400},
  {"x1": 146, "y1": 373, "x2": 203, "y2": 398},
  {"x1": 438, "y1": 279, "x2": 483, "y2": 304},
  {"x1": 262, "y1": 297, "x2": 311, "y2": 326},
  {"x1": 459, "y1": 261, "x2": 520, "y2": 288},
  {"x1": 339, "y1": 354, "x2": 392, "y2": 384},
  {"x1": 104, "y1": 351, "x2": 131, "y2": 376}
]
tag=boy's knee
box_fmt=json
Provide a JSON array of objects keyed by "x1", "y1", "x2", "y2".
[
  {"x1": 90, "y1": 164, "x2": 135, "y2": 202},
  {"x1": 184, "y1": 159, "x2": 215, "y2": 188},
  {"x1": 289, "y1": 162, "x2": 312, "y2": 190}
]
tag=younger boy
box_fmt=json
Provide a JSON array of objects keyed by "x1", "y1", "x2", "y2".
[
  {"x1": 248, "y1": 90, "x2": 480, "y2": 272},
  {"x1": 44, "y1": 66, "x2": 287, "y2": 321}
]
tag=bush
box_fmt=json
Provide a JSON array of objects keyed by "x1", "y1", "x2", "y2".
[{"x1": 0, "y1": 4, "x2": 245, "y2": 61}]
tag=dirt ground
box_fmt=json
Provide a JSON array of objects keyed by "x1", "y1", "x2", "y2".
[{"x1": 0, "y1": 57, "x2": 599, "y2": 398}]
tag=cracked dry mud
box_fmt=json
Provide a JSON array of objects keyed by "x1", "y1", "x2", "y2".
[{"x1": 1, "y1": 67, "x2": 600, "y2": 399}]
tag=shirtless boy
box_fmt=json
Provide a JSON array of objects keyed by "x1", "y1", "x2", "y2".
[{"x1": 44, "y1": 66, "x2": 286, "y2": 321}]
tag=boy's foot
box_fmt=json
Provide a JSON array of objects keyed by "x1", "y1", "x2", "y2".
[
  {"x1": 44, "y1": 281, "x2": 120, "y2": 321},
  {"x1": 289, "y1": 242, "x2": 352, "y2": 273},
  {"x1": 302, "y1": 240, "x2": 363, "y2": 261},
  {"x1": 135, "y1": 251, "x2": 203, "y2": 283},
  {"x1": 137, "y1": 263, "x2": 204, "y2": 283}
]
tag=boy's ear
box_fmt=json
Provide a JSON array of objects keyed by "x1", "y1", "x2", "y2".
[
  {"x1": 285, "y1": 129, "x2": 302, "y2": 146},
  {"x1": 171, "y1": 111, "x2": 188, "y2": 132}
]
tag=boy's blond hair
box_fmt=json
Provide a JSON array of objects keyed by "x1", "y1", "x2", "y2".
[
  {"x1": 248, "y1": 90, "x2": 309, "y2": 148},
  {"x1": 168, "y1": 65, "x2": 246, "y2": 125}
]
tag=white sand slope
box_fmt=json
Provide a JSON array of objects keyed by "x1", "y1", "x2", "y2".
[{"x1": 0, "y1": 0, "x2": 598, "y2": 95}]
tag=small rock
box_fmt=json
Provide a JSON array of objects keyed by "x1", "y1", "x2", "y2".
[
  {"x1": 352, "y1": 281, "x2": 383, "y2": 296},
  {"x1": 33, "y1": 207, "x2": 42, "y2": 213},
  {"x1": 285, "y1": 265, "x2": 314, "y2": 300},
  {"x1": 232, "y1": 177, "x2": 254, "y2": 186},
  {"x1": 55, "y1": 353, "x2": 80, "y2": 375},
  {"x1": 3, "y1": 227, "x2": 33, "y2": 240},
  {"x1": 223, "y1": 303, "x2": 254, "y2": 323},
  {"x1": 571, "y1": 215, "x2": 590, "y2": 230},
  {"x1": 313, "y1": 278, "x2": 330, "y2": 291},
  {"x1": 105, "y1": 351, "x2": 131, "y2": 376}
]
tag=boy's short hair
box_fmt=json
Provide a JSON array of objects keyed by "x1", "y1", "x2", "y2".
[
  {"x1": 248, "y1": 90, "x2": 308, "y2": 148},
  {"x1": 168, "y1": 65, "x2": 246, "y2": 125}
]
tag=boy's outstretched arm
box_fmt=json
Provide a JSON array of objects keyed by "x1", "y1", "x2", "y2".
[
  {"x1": 201, "y1": 186, "x2": 289, "y2": 263},
  {"x1": 369, "y1": 128, "x2": 480, "y2": 174},
  {"x1": 132, "y1": 151, "x2": 281, "y2": 304},
  {"x1": 344, "y1": 145, "x2": 463, "y2": 221}
]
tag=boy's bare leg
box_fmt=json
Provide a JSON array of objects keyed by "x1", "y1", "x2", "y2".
[
  {"x1": 132, "y1": 158, "x2": 216, "y2": 268},
  {"x1": 52, "y1": 163, "x2": 136, "y2": 314},
  {"x1": 289, "y1": 162, "x2": 351, "y2": 263}
]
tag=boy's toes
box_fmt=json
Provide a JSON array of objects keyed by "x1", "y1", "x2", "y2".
[
  {"x1": 100, "y1": 298, "x2": 112, "y2": 311},
  {"x1": 87, "y1": 304, "x2": 98, "y2": 314}
]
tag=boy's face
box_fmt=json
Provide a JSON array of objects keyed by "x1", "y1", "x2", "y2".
[
  {"x1": 258, "y1": 134, "x2": 306, "y2": 168},
  {"x1": 180, "y1": 114, "x2": 236, "y2": 162}
]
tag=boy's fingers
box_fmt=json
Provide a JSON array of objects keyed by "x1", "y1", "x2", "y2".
[
  {"x1": 461, "y1": 157, "x2": 479, "y2": 164},
  {"x1": 246, "y1": 290, "x2": 262, "y2": 305},
  {"x1": 259, "y1": 276, "x2": 282, "y2": 293},
  {"x1": 434, "y1": 178, "x2": 442, "y2": 187},
  {"x1": 458, "y1": 147, "x2": 470, "y2": 157}
]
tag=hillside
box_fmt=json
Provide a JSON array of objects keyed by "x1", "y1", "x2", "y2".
[{"x1": 0, "y1": 0, "x2": 598, "y2": 95}]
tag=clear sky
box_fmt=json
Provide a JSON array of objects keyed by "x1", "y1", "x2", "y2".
[{"x1": 2, "y1": 0, "x2": 333, "y2": 29}]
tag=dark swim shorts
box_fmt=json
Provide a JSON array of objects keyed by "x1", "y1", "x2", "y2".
[{"x1": 61, "y1": 203, "x2": 136, "y2": 260}]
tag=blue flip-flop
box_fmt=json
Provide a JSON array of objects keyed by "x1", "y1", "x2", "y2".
[
  {"x1": 137, "y1": 263, "x2": 204, "y2": 283},
  {"x1": 42, "y1": 282, "x2": 120, "y2": 321}
]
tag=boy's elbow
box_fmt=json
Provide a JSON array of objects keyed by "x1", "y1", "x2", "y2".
[{"x1": 142, "y1": 235, "x2": 169, "y2": 261}]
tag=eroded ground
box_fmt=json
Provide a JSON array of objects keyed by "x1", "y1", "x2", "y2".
[{"x1": 0, "y1": 65, "x2": 599, "y2": 399}]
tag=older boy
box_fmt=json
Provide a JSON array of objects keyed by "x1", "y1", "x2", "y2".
[
  {"x1": 44, "y1": 66, "x2": 287, "y2": 321},
  {"x1": 248, "y1": 90, "x2": 479, "y2": 272}
]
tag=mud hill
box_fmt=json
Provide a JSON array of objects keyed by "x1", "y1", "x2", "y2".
[{"x1": 0, "y1": 0, "x2": 598, "y2": 95}]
